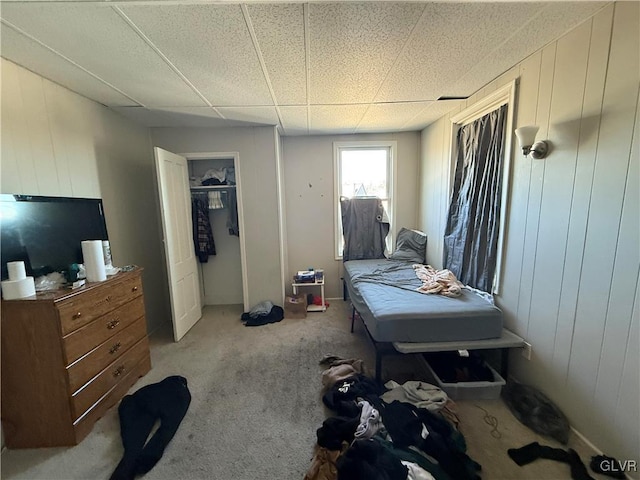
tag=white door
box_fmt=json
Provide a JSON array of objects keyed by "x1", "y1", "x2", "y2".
[{"x1": 154, "y1": 147, "x2": 202, "y2": 341}]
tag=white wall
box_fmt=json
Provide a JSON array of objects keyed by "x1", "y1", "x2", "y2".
[
  {"x1": 0, "y1": 58, "x2": 170, "y2": 334},
  {"x1": 151, "y1": 126, "x2": 285, "y2": 309},
  {"x1": 419, "y1": 3, "x2": 639, "y2": 466},
  {"x1": 282, "y1": 131, "x2": 421, "y2": 299}
]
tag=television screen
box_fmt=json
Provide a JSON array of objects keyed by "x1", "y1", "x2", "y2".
[{"x1": 0, "y1": 194, "x2": 109, "y2": 280}]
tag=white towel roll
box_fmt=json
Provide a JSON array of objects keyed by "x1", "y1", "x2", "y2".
[
  {"x1": 1, "y1": 276, "x2": 36, "y2": 300},
  {"x1": 7, "y1": 261, "x2": 27, "y2": 281},
  {"x1": 82, "y1": 240, "x2": 107, "y2": 282}
]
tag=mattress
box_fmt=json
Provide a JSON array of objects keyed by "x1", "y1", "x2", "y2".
[{"x1": 343, "y1": 259, "x2": 503, "y2": 343}]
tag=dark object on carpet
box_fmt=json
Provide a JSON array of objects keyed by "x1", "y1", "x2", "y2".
[
  {"x1": 316, "y1": 416, "x2": 359, "y2": 450},
  {"x1": 241, "y1": 305, "x2": 284, "y2": 326},
  {"x1": 502, "y1": 381, "x2": 570, "y2": 444},
  {"x1": 507, "y1": 442, "x2": 594, "y2": 480},
  {"x1": 322, "y1": 374, "x2": 382, "y2": 417},
  {"x1": 110, "y1": 376, "x2": 192, "y2": 480},
  {"x1": 336, "y1": 438, "x2": 408, "y2": 480},
  {"x1": 590, "y1": 455, "x2": 627, "y2": 479},
  {"x1": 379, "y1": 400, "x2": 480, "y2": 480}
]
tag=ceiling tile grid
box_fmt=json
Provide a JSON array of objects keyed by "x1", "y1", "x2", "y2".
[
  {"x1": 216, "y1": 106, "x2": 279, "y2": 125},
  {"x1": 113, "y1": 107, "x2": 257, "y2": 129},
  {"x1": 120, "y1": 4, "x2": 273, "y2": 107},
  {"x1": 402, "y1": 100, "x2": 466, "y2": 131},
  {"x1": 374, "y1": 2, "x2": 544, "y2": 103},
  {"x1": 0, "y1": 25, "x2": 134, "y2": 107},
  {"x1": 309, "y1": 104, "x2": 369, "y2": 134},
  {"x1": 447, "y1": 2, "x2": 608, "y2": 99},
  {"x1": 279, "y1": 106, "x2": 309, "y2": 136},
  {"x1": 246, "y1": 4, "x2": 307, "y2": 106},
  {"x1": 0, "y1": 4, "x2": 208, "y2": 107},
  {"x1": 307, "y1": 2, "x2": 425, "y2": 105},
  {"x1": 0, "y1": 1, "x2": 609, "y2": 134},
  {"x1": 355, "y1": 102, "x2": 432, "y2": 133}
]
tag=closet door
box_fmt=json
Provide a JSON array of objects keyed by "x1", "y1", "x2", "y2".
[{"x1": 154, "y1": 147, "x2": 202, "y2": 341}]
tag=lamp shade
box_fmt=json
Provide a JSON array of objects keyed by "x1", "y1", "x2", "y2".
[{"x1": 515, "y1": 125, "x2": 539, "y2": 148}]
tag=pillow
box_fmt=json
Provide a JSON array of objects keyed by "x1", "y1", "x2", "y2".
[{"x1": 389, "y1": 228, "x2": 427, "y2": 264}]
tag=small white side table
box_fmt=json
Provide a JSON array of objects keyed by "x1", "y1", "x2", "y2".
[{"x1": 292, "y1": 279, "x2": 326, "y2": 312}]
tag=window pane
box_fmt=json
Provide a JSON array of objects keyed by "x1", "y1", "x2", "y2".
[
  {"x1": 340, "y1": 149, "x2": 388, "y2": 198},
  {"x1": 337, "y1": 147, "x2": 392, "y2": 257}
]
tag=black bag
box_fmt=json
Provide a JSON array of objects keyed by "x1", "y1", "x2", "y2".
[{"x1": 502, "y1": 381, "x2": 570, "y2": 444}]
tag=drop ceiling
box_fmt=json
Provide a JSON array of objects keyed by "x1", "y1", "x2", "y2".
[{"x1": 0, "y1": 1, "x2": 608, "y2": 135}]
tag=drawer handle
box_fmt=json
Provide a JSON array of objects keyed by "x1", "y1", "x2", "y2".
[
  {"x1": 109, "y1": 342, "x2": 122, "y2": 354},
  {"x1": 105, "y1": 295, "x2": 112, "y2": 302},
  {"x1": 73, "y1": 312, "x2": 82, "y2": 319},
  {"x1": 132, "y1": 286, "x2": 138, "y2": 292},
  {"x1": 113, "y1": 365, "x2": 125, "y2": 377},
  {"x1": 107, "y1": 319, "x2": 120, "y2": 330}
]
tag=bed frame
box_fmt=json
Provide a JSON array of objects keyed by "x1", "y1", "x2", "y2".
[{"x1": 349, "y1": 305, "x2": 525, "y2": 383}]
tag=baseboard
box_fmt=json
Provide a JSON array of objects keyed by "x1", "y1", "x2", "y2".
[{"x1": 570, "y1": 425, "x2": 602, "y2": 456}]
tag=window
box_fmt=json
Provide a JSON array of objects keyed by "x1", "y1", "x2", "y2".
[
  {"x1": 447, "y1": 81, "x2": 516, "y2": 294},
  {"x1": 334, "y1": 141, "x2": 396, "y2": 259}
]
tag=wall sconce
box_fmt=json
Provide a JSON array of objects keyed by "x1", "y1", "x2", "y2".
[{"x1": 515, "y1": 125, "x2": 549, "y2": 159}]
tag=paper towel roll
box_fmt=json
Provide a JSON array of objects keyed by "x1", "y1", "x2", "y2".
[
  {"x1": 1, "y1": 276, "x2": 36, "y2": 300},
  {"x1": 82, "y1": 240, "x2": 107, "y2": 282},
  {"x1": 7, "y1": 261, "x2": 26, "y2": 281}
]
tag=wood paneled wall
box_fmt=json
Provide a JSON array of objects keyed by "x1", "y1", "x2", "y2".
[
  {"x1": 419, "y1": 3, "x2": 639, "y2": 464},
  {"x1": 0, "y1": 59, "x2": 170, "y2": 335}
]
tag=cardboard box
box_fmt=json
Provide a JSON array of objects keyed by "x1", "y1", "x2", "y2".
[{"x1": 284, "y1": 294, "x2": 307, "y2": 319}]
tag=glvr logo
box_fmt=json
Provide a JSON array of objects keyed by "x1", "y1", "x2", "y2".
[{"x1": 600, "y1": 459, "x2": 637, "y2": 473}]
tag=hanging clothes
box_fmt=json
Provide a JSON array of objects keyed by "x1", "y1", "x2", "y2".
[
  {"x1": 225, "y1": 188, "x2": 239, "y2": 236},
  {"x1": 340, "y1": 197, "x2": 389, "y2": 262},
  {"x1": 207, "y1": 191, "x2": 224, "y2": 210},
  {"x1": 191, "y1": 196, "x2": 216, "y2": 262}
]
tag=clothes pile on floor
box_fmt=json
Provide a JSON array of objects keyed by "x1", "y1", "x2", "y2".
[
  {"x1": 110, "y1": 375, "x2": 192, "y2": 480},
  {"x1": 304, "y1": 354, "x2": 481, "y2": 480},
  {"x1": 241, "y1": 301, "x2": 284, "y2": 326}
]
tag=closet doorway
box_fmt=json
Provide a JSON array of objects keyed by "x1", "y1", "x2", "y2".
[
  {"x1": 154, "y1": 147, "x2": 248, "y2": 342},
  {"x1": 187, "y1": 152, "x2": 247, "y2": 310}
]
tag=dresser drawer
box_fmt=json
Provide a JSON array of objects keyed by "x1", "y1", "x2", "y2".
[
  {"x1": 72, "y1": 354, "x2": 151, "y2": 444},
  {"x1": 58, "y1": 275, "x2": 143, "y2": 335},
  {"x1": 71, "y1": 337, "x2": 149, "y2": 420},
  {"x1": 67, "y1": 317, "x2": 147, "y2": 393},
  {"x1": 62, "y1": 296, "x2": 145, "y2": 365}
]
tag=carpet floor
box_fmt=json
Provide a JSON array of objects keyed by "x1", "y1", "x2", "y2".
[{"x1": 1, "y1": 301, "x2": 609, "y2": 480}]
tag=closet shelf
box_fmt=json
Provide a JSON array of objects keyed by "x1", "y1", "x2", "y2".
[{"x1": 190, "y1": 185, "x2": 236, "y2": 191}]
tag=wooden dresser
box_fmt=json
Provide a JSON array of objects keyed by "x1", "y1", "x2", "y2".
[{"x1": 1, "y1": 267, "x2": 151, "y2": 448}]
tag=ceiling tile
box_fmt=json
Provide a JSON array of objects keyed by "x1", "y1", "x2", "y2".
[
  {"x1": 309, "y1": 105, "x2": 369, "y2": 135},
  {"x1": 355, "y1": 102, "x2": 431, "y2": 133},
  {"x1": 447, "y1": 2, "x2": 608, "y2": 98},
  {"x1": 112, "y1": 106, "x2": 260, "y2": 128},
  {"x1": 120, "y1": 4, "x2": 273, "y2": 107},
  {"x1": 247, "y1": 4, "x2": 306, "y2": 106},
  {"x1": 375, "y1": 3, "x2": 544, "y2": 103},
  {"x1": 308, "y1": 2, "x2": 425, "y2": 105},
  {"x1": 402, "y1": 100, "x2": 466, "y2": 131},
  {"x1": 216, "y1": 106, "x2": 279, "y2": 126},
  {"x1": 279, "y1": 106, "x2": 308, "y2": 136},
  {"x1": 0, "y1": 4, "x2": 208, "y2": 107},
  {"x1": 1, "y1": 25, "x2": 135, "y2": 107}
]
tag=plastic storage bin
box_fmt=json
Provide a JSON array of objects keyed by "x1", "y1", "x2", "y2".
[{"x1": 424, "y1": 359, "x2": 506, "y2": 400}]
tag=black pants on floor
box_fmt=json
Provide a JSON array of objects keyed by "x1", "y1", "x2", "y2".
[{"x1": 110, "y1": 375, "x2": 192, "y2": 480}]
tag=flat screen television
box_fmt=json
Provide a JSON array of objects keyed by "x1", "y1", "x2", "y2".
[{"x1": 0, "y1": 194, "x2": 109, "y2": 280}]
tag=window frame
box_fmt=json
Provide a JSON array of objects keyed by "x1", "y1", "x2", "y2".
[
  {"x1": 333, "y1": 141, "x2": 397, "y2": 260},
  {"x1": 448, "y1": 80, "x2": 517, "y2": 294}
]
